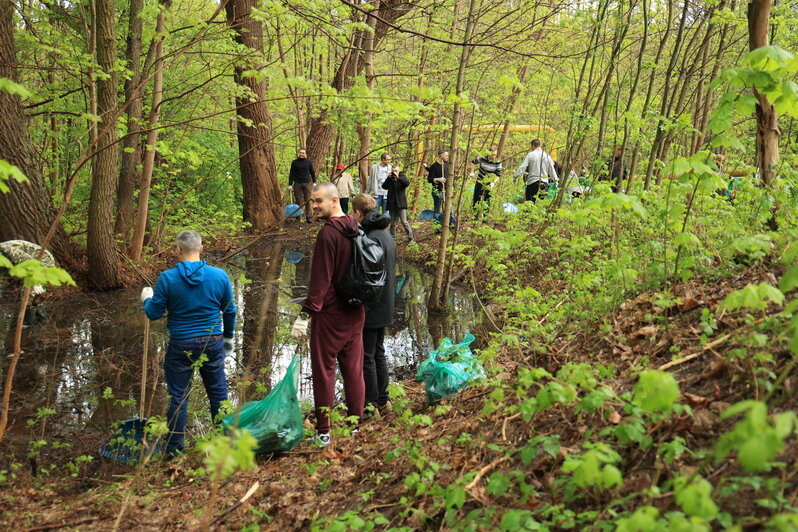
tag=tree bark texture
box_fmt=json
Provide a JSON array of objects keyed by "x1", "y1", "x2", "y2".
[
  {"x1": 115, "y1": 0, "x2": 146, "y2": 241},
  {"x1": 748, "y1": 0, "x2": 779, "y2": 187},
  {"x1": 87, "y1": 0, "x2": 121, "y2": 289},
  {"x1": 225, "y1": 0, "x2": 282, "y2": 231},
  {"x1": 305, "y1": 0, "x2": 414, "y2": 167},
  {"x1": 0, "y1": 0, "x2": 71, "y2": 264}
]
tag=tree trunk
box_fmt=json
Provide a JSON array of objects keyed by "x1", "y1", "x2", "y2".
[
  {"x1": 355, "y1": 3, "x2": 378, "y2": 190},
  {"x1": 114, "y1": 0, "x2": 145, "y2": 241},
  {"x1": 225, "y1": 0, "x2": 282, "y2": 230},
  {"x1": 304, "y1": 0, "x2": 414, "y2": 166},
  {"x1": 0, "y1": 0, "x2": 71, "y2": 264},
  {"x1": 131, "y1": 2, "x2": 168, "y2": 263},
  {"x1": 748, "y1": 0, "x2": 778, "y2": 188},
  {"x1": 87, "y1": 0, "x2": 121, "y2": 289},
  {"x1": 428, "y1": 0, "x2": 478, "y2": 311}
]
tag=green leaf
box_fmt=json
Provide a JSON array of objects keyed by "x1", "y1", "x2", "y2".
[
  {"x1": 779, "y1": 265, "x2": 798, "y2": 293},
  {"x1": 747, "y1": 45, "x2": 794, "y2": 72},
  {"x1": 674, "y1": 475, "x2": 719, "y2": 520},
  {"x1": 0, "y1": 78, "x2": 32, "y2": 98},
  {"x1": 633, "y1": 370, "x2": 680, "y2": 414}
]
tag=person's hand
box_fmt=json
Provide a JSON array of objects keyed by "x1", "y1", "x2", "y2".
[
  {"x1": 140, "y1": 287, "x2": 153, "y2": 302},
  {"x1": 434, "y1": 177, "x2": 445, "y2": 184},
  {"x1": 32, "y1": 285, "x2": 45, "y2": 296},
  {"x1": 291, "y1": 314, "x2": 309, "y2": 339},
  {"x1": 223, "y1": 338, "x2": 234, "y2": 357}
]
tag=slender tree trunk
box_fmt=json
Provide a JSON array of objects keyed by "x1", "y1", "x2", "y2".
[
  {"x1": 114, "y1": 0, "x2": 145, "y2": 241},
  {"x1": 0, "y1": 0, "x2": 71, "y2": 262},
  {"x1": 748, "y1": 0, "x2": 779, "y2": 188},
  {"x1": 428, "y1": 0, "x2": 478, "y2": 311},
  {"x1": 496, "y1": 65, "x2": 528, "y2": 159},
  {"x1": 356, "y1": 3, "x2": 378, "y2": 190},
  {"x1": 225, "y1": 0, "x2": 282, "y2": 230},
  {"x1": 131, "y1": 2, "x2": 169, "y2": 263},
  {"x1": 87, "y1": 0, "x2": 121, "y2": 289}
]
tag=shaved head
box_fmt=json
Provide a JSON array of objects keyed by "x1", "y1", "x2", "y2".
[{"x1": 313, "y1": 181, "x2": 339, "y2": 199}]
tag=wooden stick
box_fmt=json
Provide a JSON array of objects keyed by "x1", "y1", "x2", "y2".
[
  {"x1": 212, "y1": 481, "x2": 260, "y2": 525},
  {"x1": 465, "y1": 456, "x2": 510, "y2": 490}
]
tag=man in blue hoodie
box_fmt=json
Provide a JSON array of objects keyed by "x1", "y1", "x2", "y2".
[{"x1": 140, "y1": 230, "x2": 236, "y2": 457}]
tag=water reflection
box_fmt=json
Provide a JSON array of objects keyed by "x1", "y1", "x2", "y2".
[{"x1": 1, "y1": 243, "x2": 481, "y2": 438}]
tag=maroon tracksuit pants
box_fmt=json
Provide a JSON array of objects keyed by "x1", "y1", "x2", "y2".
[{"x1": 309, "y1": 314, "x2": 365, "y2": 432}]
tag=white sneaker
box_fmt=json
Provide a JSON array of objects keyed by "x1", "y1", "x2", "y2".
[{"x1": 314, "y1": 432, "x2": 331, "y2": 447}]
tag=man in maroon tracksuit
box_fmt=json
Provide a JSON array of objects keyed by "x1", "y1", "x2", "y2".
[{"x1": 291, "y1": 181, "x2": 365, "y2": 447}]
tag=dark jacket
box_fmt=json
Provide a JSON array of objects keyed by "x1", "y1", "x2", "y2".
[
  {"x1": 302, "y1": 215, "x2": 362, "y2": 321},
  {"x1": 361, "y1": 210, "x2": 396, "y2": 329},
  {"x1": 426, "y1": 161, "x2": 449, "y2": 191},
  {"x1": 382, "y1": 171, "x2": 410, "y2": 211},
  {"x1": 289, "y1": 157, "x2": 316, "y2": 185}
]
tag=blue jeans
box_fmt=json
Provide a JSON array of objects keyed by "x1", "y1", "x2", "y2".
[
  {"x1": 164, "y1": 335, "x2": 228, "y2": 454},
  {"x1": 375, "y1": 195, "x2": 386, "y2": 213}
]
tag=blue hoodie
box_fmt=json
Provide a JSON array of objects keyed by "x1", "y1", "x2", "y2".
[{"x1": 143, "y1": 260, "x2": 236, "y2": 340}]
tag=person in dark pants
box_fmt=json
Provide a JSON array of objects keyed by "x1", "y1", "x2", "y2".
[
  {"x1": 514, "y1": 139, "x2": 558, "y2": 203},
  {"x1": 288, "y1": 148, "x2": 317, "y2": 222},
  {"x1": 141, "y1": 230, "x2": 236, "y2": 457},
  {"x1": 425, "y1": 150, "x2": 449, "y2": 215},
  {"x1": 603, "y1": 147, "x2": 625, "y2": 193},
  {"x1": 291, "y1": 182, "x2": 365, "y2": 447},
  {"x1": 351, "y1": 194, "x2": 396, "y2": 411},
  {"x1": 382, "y1": 165, "x2": 414, "y2": 242},
  {"x1": 471, "y1": 147, "x2": 502, "y2": 216}
]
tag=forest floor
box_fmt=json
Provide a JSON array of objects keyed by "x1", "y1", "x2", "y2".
[{"x1": 0, "y1": 218, "x2": 795, "y2": 531}]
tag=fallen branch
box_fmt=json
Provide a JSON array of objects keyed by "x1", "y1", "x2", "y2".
[
  {"x1": 212, "y1": 481, "x2": 260, "y2": 525},
  {"x1": 658, "y1": 316, "x2": 768, "y2": 371},
  {"x1": 465, "y1": 456, "x2": 510, "y2": 490},
  {"x1": 25, "y1": 518, "x2": 95, "y2": 532}
]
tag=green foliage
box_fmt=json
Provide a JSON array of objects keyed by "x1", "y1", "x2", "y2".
[
  {"x1": 632, "y1": 370, "x2": 680, "y2": 414},
  {"x1": 673, "y1": 475, "x2": 719, "y2": 521},
  {"x1": 721, "y1": 283, "x2": 785, "y2": 312},
  {"x1": 715, "y1": 401, "x2": 798, "y2": 472},
  {"x1": 197, "y1": 430, "x2": 257, "y2": 481},
  {"x1": 0, "y1": 160, "x2": 29, "y2": 193},
  {"x1": 561, "y1": 442, "x2": 623, "y2": 490},
  {"x1": 3, "y1": 259, "x2": 76, "y2": 288}
]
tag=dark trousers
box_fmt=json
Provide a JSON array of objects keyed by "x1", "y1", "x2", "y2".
[
  {"x1": 524, "y1": 181, "x2": 547, "y2": 202},
  {"x1": 431, "y1": 188, "x2": 443, "y2": 215},
  {"x1": 340, "y1": 197, "x2": 349, "y2": 213},
  {"x1": 164, "y1": 335, "x2": 227, "y2": 455},
  {"x1": 310, "y1": 316, "x2": 365, "y2": 432},
  {"x1": 363, "y1": 327, "x2": 389, "y2": 407},
  {"x1": 473, "y1": 182, "x2": 491, "y2": 210},
  {"x1": 293, "y1": 182, "x2": 313, "y2": 221}
]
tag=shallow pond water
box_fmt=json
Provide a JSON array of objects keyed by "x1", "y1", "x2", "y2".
[{"x1": 1, "y1": 241, "x2": 481, "y2": 443}]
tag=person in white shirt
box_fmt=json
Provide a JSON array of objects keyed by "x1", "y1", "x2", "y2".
[
  {"x1": 331, "y1": 163, "x2": 355, "y2": 213},
  {"x1": 514, "y1": 139, "x2": 558, "y2": 203},
  {"x1": 366, "y1": 153, "x2": 392, "y2": 213}
]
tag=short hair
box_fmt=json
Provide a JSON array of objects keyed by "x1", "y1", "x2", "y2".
[
  {"x1": 391, "y1": 164, "x2": 401, "y2": 171},
  {"x1": 438, "y1": 149, "x2": 448, "y2": 157},
  {"x1": 380, "y1": 153, "x2": 390, "y2": 161},
  {"x1": 351, "y1": 193, "x2": 376, "y2": 214},
  {"x1": 531, "y1": 139, "x2": 541, "y2": 148},
  {"x1": 176, "y1": 230, "x2": 202, "y2": 252},
  {"x1": 313, "y1": 181, "x2": 339, "y2": 199}
]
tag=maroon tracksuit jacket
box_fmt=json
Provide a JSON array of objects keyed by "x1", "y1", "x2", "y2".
[{"x1": 302, "y1": 215, "x2": 366, "y2": 432}]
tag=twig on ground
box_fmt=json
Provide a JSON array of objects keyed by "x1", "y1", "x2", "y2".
[
  {"x1": 212, "y1": 481, "x2": 260, "y2": 525},
  {"x1": 465, "y1": 456, "x2": 510, "y2": 490}
]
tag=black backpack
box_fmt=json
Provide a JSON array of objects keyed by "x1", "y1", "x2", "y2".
[{"x1": 335, "y1": 229, "x2": 386, "y2": 306}]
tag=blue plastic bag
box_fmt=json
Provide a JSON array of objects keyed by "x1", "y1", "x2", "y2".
[
  {"x1": 222, "y1": 357, "x2": 304, "y2": 454},
  {"x1": 416, "y1": 333, "x2": 485, "y2": 403}
]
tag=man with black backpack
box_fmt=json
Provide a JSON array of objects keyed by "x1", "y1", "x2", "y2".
[
  {"x1": 290, "y1": 182, "x2": 366, "y2": 447},
  {"x1": 351, "y1": 194, "x2": 396, "y2": 412}
]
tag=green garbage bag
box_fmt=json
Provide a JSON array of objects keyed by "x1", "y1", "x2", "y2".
[
  {"x1": 416, "y1": 333, "x2": 485, "y2": 403},
  {"x1": 222, "y1": 356, "x2": 303, "y2": 454}
]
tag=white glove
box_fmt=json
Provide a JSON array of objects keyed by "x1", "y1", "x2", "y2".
[
  {"x1": 140, "y1": 287, "x2": 153, "y2": 302},
  {"x1": 223, "y1": 338, "x2": 234, "y2": 357},
  {"x1": 32, "y1": 285, "x2": 45, "y2": 295},
  {"x1": 291, "y1": 315, "x2": 309, "y2": 339}
]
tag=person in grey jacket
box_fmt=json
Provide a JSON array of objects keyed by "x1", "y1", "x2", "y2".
[
  {"x1": 382, "y1": 165, "x2": 414, "y2": 242},
  {"x1": 366, "y1": 153, "x2": 392, "y2": 213},
  {"x1": 351, "y1": 193, "x2": 396, "y2": 410}
]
